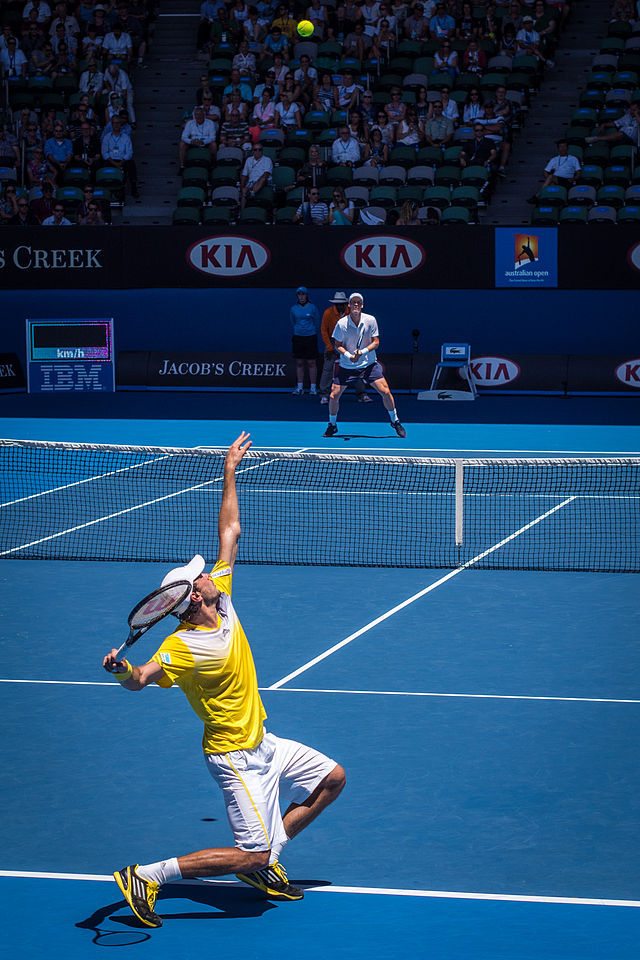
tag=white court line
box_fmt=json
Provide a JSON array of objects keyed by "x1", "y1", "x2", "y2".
[
  {"x1": 252, "y1": 446, "x2": 640, "y2": 456},
  {"x1": 0, "y1": 447, "x2": 308, "y2": 557},
  {"x1": 268, "y1": 496, "x2": 576, "y2": 689},
  {"x1": 1, "y1": 679, "x2": 637, "y2": 704},
  {"x1": 0, "y1": 871, "x2": 637, "y2": 907}
]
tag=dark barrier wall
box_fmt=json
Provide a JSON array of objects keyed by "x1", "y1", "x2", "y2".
[
  {"x1": 3, "y1": 287, "x2": 639, "y2": 365},
  {"x1": 1, "y1": 226, "x2": 640, "y2": 289}
]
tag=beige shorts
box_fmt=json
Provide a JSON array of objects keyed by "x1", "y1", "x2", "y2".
[{"x1": 204, "y1": 730, "x2": 336, "y2": 856}]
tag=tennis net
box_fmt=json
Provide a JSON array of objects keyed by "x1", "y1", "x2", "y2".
[{"x1": 0, "y1": 439, "x2": 638, "y2": 572}]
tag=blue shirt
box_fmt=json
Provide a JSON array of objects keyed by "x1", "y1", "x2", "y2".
[
  {"x1": 44, "y1": 136, "x2": 73, "y2": 163},
  {"x1": 290, "y1": 301, "x2": 320, "y2": 337}
]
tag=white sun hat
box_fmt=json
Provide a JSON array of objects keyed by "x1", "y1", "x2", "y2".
[{"x1": 161, "y1": 554, "x2": 206, "y2": 614}]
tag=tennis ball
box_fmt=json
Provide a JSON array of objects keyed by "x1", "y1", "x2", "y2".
[{"x1": 297, "y1": 19, "x2": 314, "y2": 37}]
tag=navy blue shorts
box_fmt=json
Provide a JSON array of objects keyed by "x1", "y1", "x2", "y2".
[{"x1": 334, "y1": 361, "x2": 385, "y2": 387}]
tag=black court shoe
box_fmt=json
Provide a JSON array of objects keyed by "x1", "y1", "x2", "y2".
[
  {"x1": 324, "y1": 423, "x2": 338, "y2": 437},
  {"x1": 236, "y1": 861, "x2": 304, "y2": 901},
  {"x1": 114, "y1": 865, "x2": 162, "y2": 927},
  {"x1": 391, "y1": 420, "x2": 407, "y2": 438}
]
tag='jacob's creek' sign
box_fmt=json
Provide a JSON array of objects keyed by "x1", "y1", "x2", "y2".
[
  {"x1": 0, "y1": 245, "x2": 103, "y2": 270},
  {"x1": 143, "y1": 352, "x2": 295, "y2": 388}
]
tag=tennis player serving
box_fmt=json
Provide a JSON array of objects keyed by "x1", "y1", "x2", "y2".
[
  {"x1": 102, "y1": 432, "x2": 345, "y2": 928},
  {"x1": 323, "y1": 292, "x2": 406, "y2": 438}
]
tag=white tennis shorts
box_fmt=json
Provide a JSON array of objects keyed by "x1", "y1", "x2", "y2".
[{"x1": 204, "y1": 730, "x2": 336, "y2": 857}]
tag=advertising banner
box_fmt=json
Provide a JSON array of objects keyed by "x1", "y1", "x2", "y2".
[
  {"x1": 0, "y1": 353, "x2": 25, "y2": 392},
  {"x1": 494, "y1": 227, "x2": 558, "y2": 288}
]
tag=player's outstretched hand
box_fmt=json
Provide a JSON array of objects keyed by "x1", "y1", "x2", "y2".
[
  {"x1": 103, "y1": 649, "x2": 127, "y2": 674},
  {"x1": 225, "y1": 431, "x2": 252, "y2": 471}
]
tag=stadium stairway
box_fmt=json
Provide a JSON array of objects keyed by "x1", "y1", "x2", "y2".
[
  {"x1": 489, "y1": 0, "x2": 611, "y2": 225},
  {"x1": 117, "y1": 0, "x2": 203, "y2": 224}
]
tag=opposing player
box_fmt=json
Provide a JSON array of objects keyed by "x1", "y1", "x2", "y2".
[
  {"x1": 323, "y1": 292, "x2": 406, "y2": 438},
  {"x1": 103, "y1": 431, "x2": 345, "y2": 928}
]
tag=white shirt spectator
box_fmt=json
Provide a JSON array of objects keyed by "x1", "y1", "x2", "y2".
[
  {"x1": 0, "y1": 45, "x2": 27, "y2": 75},
  {"x1": 23, "y1": 1, "x2": 52, "y2": 23},
  {"x1": 331, "y1": 133, "x2": 361, "y2": 165},
  {"x1": 181, "y1": 116, "x2": 218, "y2": 145},
  {"x1": 80, "y1": 67, "x2": 103, "y2": 95},
  {"x1": 544, "y1": 153, "x2": 581, "y2": 178},
  {"x1": 103, "y1": 30, "x2": 133, "y2": 58},
  {"x1": 43, "y1": 214, "x2": 72, "y2": 225},
  {"x1": 49, "y1": 14, "x2": 80, "y2": 39},
  {"x1": 102, "y1": 128, "x2": 134, "y2": 161},
  {"x1": 241, "y1": 152, "x2": 273, "y2": 186},
  {"x1": 515, "y1": 26, "x2": 540, "y2": 53}
]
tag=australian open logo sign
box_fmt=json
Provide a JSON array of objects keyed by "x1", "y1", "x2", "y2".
[
  {"x1": 187, "y1": 236, "x2": 270, "y2": 277},
  {"x1": 341, "y1": 235, "x2": 425, "y2": 278}
]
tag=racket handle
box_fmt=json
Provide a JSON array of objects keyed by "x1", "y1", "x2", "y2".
[{"x1": 108, "y1": 639, "x2": 130, "y2": 672}]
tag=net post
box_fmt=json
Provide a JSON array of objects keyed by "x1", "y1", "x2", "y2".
[{"x1": 455, "y1": 460, "x2": 464, "y2": 547}]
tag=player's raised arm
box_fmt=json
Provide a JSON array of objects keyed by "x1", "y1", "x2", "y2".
[{"x1": 218, "y1": 431, "x2": 253, "y2": 569}]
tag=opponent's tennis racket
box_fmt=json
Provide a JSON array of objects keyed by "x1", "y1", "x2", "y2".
[{"x1": 108, "y1": 580, "x2": 192, "y2": 672}]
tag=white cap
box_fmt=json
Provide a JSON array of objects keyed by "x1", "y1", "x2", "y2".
[
  {"x1": 349, "y1": 291, "x2": 363, "y2": 303},
  {"x1": 161, "y1": 554, "x2": 205, "y2": 614}
]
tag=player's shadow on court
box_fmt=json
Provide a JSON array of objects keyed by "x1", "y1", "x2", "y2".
[{"x1": 337, "y1": 433, "x2": 401, "y2": 441}]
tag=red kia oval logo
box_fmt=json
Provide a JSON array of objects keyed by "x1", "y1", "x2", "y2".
[
  {"x1": 470, "y1": 357, "x2": 521, "y2": 385},
  {"x1": 628, "y1": 242, "x2": 640, "y2": 273},
  {"x1": 187, "y1": 236, "x2": 270, "y2": 277},
  {"x1": 341, "y1": 235, "x2": 425, "y2": 277},
  {"x1": 615, "y1": 359, "x2": 640, "y2": 387}
]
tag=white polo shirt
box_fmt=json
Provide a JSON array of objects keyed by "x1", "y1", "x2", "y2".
[{"x1": 332, "y1": 312, "x2": 379, "y2": 368}]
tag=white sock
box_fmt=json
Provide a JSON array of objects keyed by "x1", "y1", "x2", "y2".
[
  {"x1": 297, "y1": 382, "x2": 303, "y2": 390},
  {"x1": 329, "y1": 413, "x2": 337, "y2": 425},
  {"x1": 137, "y1": 857, "x2": 182, "y2": 886},
  {"x1": 388, "y1": 408, "x2": 398, "y2": 423},
  {"x1": 310, "y1": 384, "x2": 317, "y2": 394}
]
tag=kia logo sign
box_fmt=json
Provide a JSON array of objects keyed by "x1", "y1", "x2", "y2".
[
  {"x1": 628, "y1": 242, "x2": 640, "y2": 273},
  {"x1": 470, "y1": 357, "x2": 521, "y2": 385},
  {"x1": 615, "y1": 359, "x2": 640, "y2": 388},
  {"x1": 341, "y1": 235, "x2": 425, "y2": 277},
  {"x1": 187, "y1": 236, "x2": 270, "y2": 277}
]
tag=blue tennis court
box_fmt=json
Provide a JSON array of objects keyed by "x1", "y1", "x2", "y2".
[{"x1": 1, "y1": 397, "x2": 639, "y2": 959}]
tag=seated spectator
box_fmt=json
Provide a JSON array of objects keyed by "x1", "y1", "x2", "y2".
[
  {"x1": 1, "y1": 37, "x2": 28, "y2": 77},
  {"x1": 396, "y1": 200, "x2": 421, "y2": 224},
  {"x1": 396, "y1": 106, "x2": 424, "y2": 147},
  {"x1": 253, "y1": 68, "x2": 279, "y2": 103},
  {"x1": 270, "y1": 51, "x2": 290, "y2": 85},
  {"x1": 271, "y1": 2, "x2": 298, "y2": 43},
  {"x1": 208, "y1": 5, "x2": 241, "y2": 50},
  {"x1": 462, "y1": 38, "x2": 486, "y2": 75},
  {"x1": 292, "y1": 185, "x2": 329, "y2": 224},
  {"x1": 313, "y1": 72, "x2": 335, "y2": 112},
  {"x1": 344, "y1": 21, "x2": 373, "y2": 59},
  {"x1": 515, "y1": 15, "x2": 544, "y2": 61},
  {"x1": 42, "y1": 200, "x2": 72, "y2": 225},
  {"x1": 440, "y1": 86, "x2": 459, "y2": 125},
  {"x1": 73, "y1": 119, "x2": 102, "y2": 172},
  {"x1": 30, "y1": 37, "x2": 55, "y2": 75},
  {"x1": 250, "y1": 85, "x2": 279, "y2": 136},
  {"x1": 501, "y1": 1, "x2": 523, "y2": 34},
  {"x1": 275, "y1": 90, "x2": 302, "y2": 130},
  {"x1": 27, "y1": 144, "x2": 56, "y2": 187},
  {"x1": 115, "y1": 3, "x2": 147, "y2": 65},
  {"x1": 477, "y1": 100, "x2": 510, "y2": 174},
  {"x1": 233, "y1": 38, "x2": 256, "y2": 78},
  {"x1": 69, "y1": 96, "x2": 98, "y2": 138},
  {"x1": 371, "y1": 18, "x2": 396, "y2": 59},
  {"x1": 414, "y1": 85, "x2": 431, "y2": 122},
  {"x1": 422, "y1": 205, "x2": 442, "y2": 224},
  {"x1": 499, "y1": 23, "x2": 518, "y2": 57},
  {"x1": 44, "y1": 120, "x2": 73, "y2": 178},
  {"x1": 360, "y1": 89, "x2": 376, "y2": 124},
  {"x1": 478, "y1": 4, "x2": 500, "y2": 45},
  {"x1": 385, "y1": 87, "x2": 406, "y2": 126},
  {"x1": 76, "y1": 183, "x2": 105, "y2": 221},
  {"x1": 296, "y1": 143, "x2": 327, "y2": 189},
  {"x1": 79, "y1": 201, "x2": 105, "y2": 224},
  {"x1": 243, "y1": 7, "x2": 268, "y2": 51},
  {"x1": 376, "y1": 2, "x2": 397, "y2": 31},
  {"x1": 16, "y1": 107, "x2": 38, "y2": 142},
  {"x1": 433, "y1": 39, "x2": 458, "y2": 82},
  {"x1": 334, "y1": 71, "x2": 360, "y2": 111},
  {"x1": 0, "y1": 184, "x2": 18, "y2": 224},
  {"x1": 10, "y1": 195, "x2": 40, "y2": 225},
  {"x1": 538, "y1": 137, "x2": 581, "y2": 189},
  {"x1": 22, "y1": 21, "x2": 46, "y2": 61},
  {"x1": 306, "y1": 0, "x2": 327, "y2": 35},
  {"x1": 463, "y1": 87, "x2": 484, "y2": 123},
  {"x1": 79, "y1": 59, "x2": 103, "y2": 96},
  {"x1": 459, "y1": 123, "x2": 497, "y2": 168},
  {"x1": 343, "y1": 0, "x2": 363, "y2": 26},
  {"x1": 220, "y1": 108, "x2": 252, "y2": 153},
  {"x1": 326, "y1": 4, "x2": 355, "y2": 42},
  {"x1": 52, "y1": 39, "x2": 77, "y2": 78},
  {"x1": 328, "y1": 185, "x2": 354, "y2": 224},
  {"x1": 223, "y1": 68, "x2": 254, "y2": 105},
  {"x1": 240, "y1": 141, "x2": 273, "y2": 207},
  {"x1": 457, "y1": 2, "x2": 479, "y2": 39},
  {"x1": 179, "y1": 106, "x2": 218, "y2": 168},
  {"x1": 587, "y1": 103, "x2": 640, "y2": 146},
  {"x1": 391, "y1": 0, "x2": 411, "y2": 22},
  {"x1": 423, "y1": 100, "x2": 454, "y2": 147},
  {"x1": 22, "y1": 0, "x2": 52, "y2": 27},
  {"x1": 102, "y1": 22, "x2": 132, "y2": 64},
  {"x1": 51, "y1": 21, "x2": 77, "y2": 55},
  {"x1": 372, "y1": 109, "x2": 395, "y2": 145},
  {"x1": 404, "y1": 2, "x2": 429, "y2": 39},
  {"x1": 348, "y1": 110, "x2": 369, "y2": 152},
  {"x1": 331, "y1": 124, "x2": 361, "y2": 166},
  {"x1": 364, "y1": 126, "x2": 389, "y2": 167},
  {"x1": 49, "y1": 2, "x2": 80, "y2": 42},
  {"x1": 533, "y1": 0, "x2": 558, "y2": 63},
  {"x1": 223, "y1": 89, "x2": 250, "y2": 123},
  {"x1": 197, "y1": 0, "x2": 220, "y2": 49},
  {"x1": 293, "y1": 54, "x2": 317, "y2": 108},
  {"x1": 40, "y1": 107, "x2": 59, "y2": 140},
  {"x1": 101, "y1": 114, "x2": 139, "y2": 197},
  {"x1": 429, "y1": 2, "x2": 455, "y2": 39},
  {"x1": 31, "y1": 180, "x2": 56, "y2": 222},
  {"x1": 261, "y1": 25, "x2": 289, "y2": 61}
]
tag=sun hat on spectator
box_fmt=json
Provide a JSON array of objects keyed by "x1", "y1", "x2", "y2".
[{"x1": 329, "y1": 291, "x2": 348, "y2": 303}]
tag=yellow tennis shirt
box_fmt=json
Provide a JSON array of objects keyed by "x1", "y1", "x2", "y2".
[{"x1": 151, "y1": 560, "x2": 267, "y2": 754}]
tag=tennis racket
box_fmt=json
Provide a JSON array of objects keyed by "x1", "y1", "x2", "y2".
[{"x1": 108, "y1": 580, "x2": 192, "y2": 672}]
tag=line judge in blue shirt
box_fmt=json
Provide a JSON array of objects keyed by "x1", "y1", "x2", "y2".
[{"x1": 289, "y1": 286, "x2": 320, "y2": 396}]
